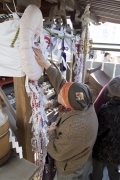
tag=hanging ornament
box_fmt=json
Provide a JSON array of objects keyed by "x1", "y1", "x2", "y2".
[
  {"x1": 73, "y1": 36, "x2": 84, "y2": 83},
  {"x1": 26, "y1": 78, "x2": 48, "y2": 180},
  {"x1": 60, "y1": 38, "x2": 68, "y2": 72}
]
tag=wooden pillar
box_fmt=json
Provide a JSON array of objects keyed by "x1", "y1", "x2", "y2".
[
  {"x1": 14, "y1": 77, "x2": 34, "y2": 163},
  {"x1": 0, "y1": 96, "x2": 2, "y2": 109}
]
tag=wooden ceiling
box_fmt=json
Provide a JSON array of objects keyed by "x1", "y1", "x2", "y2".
[
  {"x1": 0, "y1": 0, "x2": 120, "y2": 25},
  {"x1": 42, "y1": 0, "x2": 120, "y2": 24}
]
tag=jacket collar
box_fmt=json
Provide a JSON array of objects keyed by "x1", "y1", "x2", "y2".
[
  {"x1": 56, "y1": 110, "x2": 81, "y2": 125},
  {"x1": 56, "y1": 105, "x2": 92, "y2": 125}
]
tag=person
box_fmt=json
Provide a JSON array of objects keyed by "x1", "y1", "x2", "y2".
[
  {"x1": 89, "y1": 50, "x2": 94, "y2": 59},
  {"x1": 33, "y1": 48, "x2": 98, "y2": 180},
  {"x1": 90, "y1": 76, "x2": 120, "y2": 180},
  {"x1": 103, "y1": 52, "x2": 111, "y2": 62}
]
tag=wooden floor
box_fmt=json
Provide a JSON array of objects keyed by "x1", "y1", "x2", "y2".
[{"x1": 0, "y1": 153, "x2": 38, "y2": 180}]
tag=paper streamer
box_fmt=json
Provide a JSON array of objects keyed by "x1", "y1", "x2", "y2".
[
  {"x1": 9, "y1": 128, "x2": 23, "y2": 159},
  {"x1": 26, "y1": 77, "x2": 48, "y2": 180}
]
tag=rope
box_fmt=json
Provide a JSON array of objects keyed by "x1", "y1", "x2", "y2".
[
  {"x1": 43, "y1": 27, "x2": 80, "y2": 39},
  {"x1": 6, "y1": 4, "x2": 13, "y2": 14}
]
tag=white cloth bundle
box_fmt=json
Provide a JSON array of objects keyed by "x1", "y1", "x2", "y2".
[
  {"x1": 0, "y1": 5, "x2": 45, "y2": 80},
  {"x1": 20, "y1": 5, "x2": 43, "y2": 80},
  {"x1": 0, "y1": 13, "x2": 25, "y2": 77}
]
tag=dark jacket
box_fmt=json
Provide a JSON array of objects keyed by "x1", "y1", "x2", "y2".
[
  {"x1": 93, "y1": 102, "x2": 120, "y2": 165},
  {"x1": 46, "y1": 65, "x2": 98, "y2": 175},
  {"x1": 94, "y1": 84, "x2": 108, "y2": 114}
]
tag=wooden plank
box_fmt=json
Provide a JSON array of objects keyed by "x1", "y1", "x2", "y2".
[
  {"x1": 0, "y1": 152, "x2": 38, "y2": 180},
  {"x1": 14, "y1": 77, "x2": 34, "y2": 162}
]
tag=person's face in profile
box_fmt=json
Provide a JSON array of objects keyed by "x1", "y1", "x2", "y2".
[{"x1": 106, "y1": 54, "x2": 111, "y2": 60}]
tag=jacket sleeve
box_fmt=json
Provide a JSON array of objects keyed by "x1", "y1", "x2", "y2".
[
  {"x1": 46, "y1": 65, "x2": 66, "y2": 94},
  {"x1": 97, "y1": 105, "x2": 108, "y2": 137},
  {"x1": 47, "y1": 117, "x2": 86, "y2": 161}
]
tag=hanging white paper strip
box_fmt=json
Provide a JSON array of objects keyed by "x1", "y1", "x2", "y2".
[{"x1": 9, "y1": 128, "x2": 23, "y2": 159}]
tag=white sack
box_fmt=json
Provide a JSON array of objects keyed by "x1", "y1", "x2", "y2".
[{"x1": 0, "y1": 13, "x2": 25, "y2": 77}]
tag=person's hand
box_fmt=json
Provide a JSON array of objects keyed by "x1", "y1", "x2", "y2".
[
  {"x1": 32, "y1": 47, "x2": 50, "y2": 70},
  {"x1": 49, "y1": 122, "x2": 56, "y2": 131}
]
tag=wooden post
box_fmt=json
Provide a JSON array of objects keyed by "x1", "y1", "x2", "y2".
[
  {"x1": 0, "y1": 96, "x2": 2, "y2": 109},
  {"x1": 14, "y1": 77, "x2": 34, "y2": 163}
]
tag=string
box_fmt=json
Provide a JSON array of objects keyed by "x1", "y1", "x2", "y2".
[{"x1": 6, "y1": 4, "x2": 13, "y2": 14}]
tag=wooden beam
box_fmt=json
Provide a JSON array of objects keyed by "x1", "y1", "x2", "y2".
[
  {"x1": 90, "y1": 47, "x2": 120, "y2": 52},
  {"x1": 0, "y1": 0, "x2": 12, "y2": 3},
  {"x1": 14, "y1": 77, "x2": 34, "y2": 163},
  {"x1": 45, "y1": 0, "x2": 58, "y2": 3},
  {"x1": 91, "y1": 42, "x2": 120, "y2": 46},
  {"x1": 92, "y1": 10, "x2": 120, "y2": 20},
  {"x1": 76, "y1": 1, "x2": 120, "y2": 14},
  {"x1": 90, "y1": 1, "x2": 120, "y2": 7},
  {"x1": 90, "y1": 3, "x2": 120, "y2": 10},
  {"x1": 41, "y1": 0, "x2": 52, "y2": 17},
  {"x1": 16, "y1": 0, "x2": 41, "y2": 8},
  {"x1": 98, "y1": 16, "x2": 120, "y2": 24},
  {"x1": 91, "y1": 6, "x2": 120, "y2": 13},
  {"x1": 79, "y1": 0, "x2": 120, "y2": 6}
]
